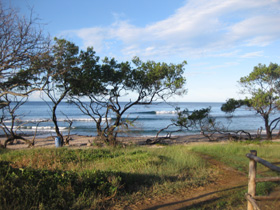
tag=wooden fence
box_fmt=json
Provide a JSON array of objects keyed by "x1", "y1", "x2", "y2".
[{"x1": 246, "y1": 150, "x2": 280, "y2": 210}]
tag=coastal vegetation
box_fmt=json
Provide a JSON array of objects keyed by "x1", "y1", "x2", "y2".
[
  {"x1": 0, "y1": 3, "x2": 50, "y2": 99},
  {"x1": 1, "y1": 142, "x2": 280, "y2": 209},
  {"x1": 154, "y1": 107, "x2": 218, "y2": 141},
  {"x1": 0, "y1": 3, "x2": 51, "y2": 146},
  {"x1": 1, "y1": 3, "x2": 280, "y2": 146},
  {"x1": 152, "y1": 63, "x2": 280, "y2": 142},
  {"x1": 1, "y1": 3, "x2": 280, "y2": 210},
  {"x1": 68, "y1": 55, "x2": 187, "y2": 146},
  {"x1": 0, "y1": 145, "x2": 211, "y2": 209},
  {"x1": 0, "y1": 3, "x2": 187, "y2": 146},
  {"x1": 221, "y1": 63, "x2": 280, "y2": 139}
]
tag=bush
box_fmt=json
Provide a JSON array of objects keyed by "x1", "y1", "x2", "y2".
[{"x1": 0, "y1": 161, "x2": 122, "y2": 209}]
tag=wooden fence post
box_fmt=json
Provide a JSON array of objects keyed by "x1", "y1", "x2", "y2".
[{"x1": 248, "y1": 150, "x2": 257, "y2": 210}]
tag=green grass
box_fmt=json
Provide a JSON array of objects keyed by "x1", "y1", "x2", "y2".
[
  {"x1": 189, "y1": 141, "x2": 280, "y2": 174},
  {"x1": 0, "y1": 141, "x2": 279, "y2": 209},
  {"x1": 0, "y1": 146, "x2": 213, "y2": 209},
  {"x1": 188, "y1": 141, "x2": 280, "y2": 209}
]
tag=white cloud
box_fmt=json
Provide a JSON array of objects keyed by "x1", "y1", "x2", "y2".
[
  {"x1": 62, "y1": 0, "x2": 280, "y2": 60},
  {"x1": 210, "y1": 50, "x2": 240, "y2": 58},
  {"x1": 227, "y1": 15, "x2": 280, "y2": 46},
  {"x1": 240, "y1": 51, "x2": 263, "y2": 58}
]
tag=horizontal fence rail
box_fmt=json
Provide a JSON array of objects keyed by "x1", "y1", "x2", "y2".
[{"x1": 246, "y1": 153, "x2": 280, "y2": 172}]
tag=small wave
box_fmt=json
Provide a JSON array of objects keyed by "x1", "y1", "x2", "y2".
[
  {"x1": 68, "y1": 118, "x2": 111, "y2": 122},
  {"x1": 3, "y1": 118, "x2": 111, "y2": 123},
  {"x1": 5, "y1": 125, "x2": 71, "y2": 132},
  {"x1": 3, "y1": 118, "x2": 50, "y2": 123},
  {"x1": 156, "y1": 111, "x2": 177, "y2": 115}
]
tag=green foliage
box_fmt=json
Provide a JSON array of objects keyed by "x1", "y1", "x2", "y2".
[
  {"x1": 0, "y1": 160, "x2": 122, "y2": 209},
  {"x1": 222, "y1": 63, "x2": 280, "y2": 139},
  {"x1": 221, "y1": 98, "x2": 250, "y2": 113},
  {"x1": 0, "y1": 146, "x2": 212, "y2": 209},
  {"x1": 188, "y1": 107, "x2": 211, "y2": 121},
  {"x1": 239, "y1": 62, "x2": 280, "y2": 112},
  {"x1": 189, "y1": 142, "x2": 280, "y2": 173},
  {"x1": 189, "y1": 142, "x2": 280, "y2": 209},
  {"x1": 51, "y1": 38, "x2": 80, "y2": 85},
  {"x1": 240, "y1": 63, "x2": 280, "y2": 87},
  {"x1": 172, "y1": 107, "x2": 212, "y2": 129},
  {"x1": 1, "y1": 144, "x2": 280, "y2": 209},
  {"x1": 168, "y1": 107, "x2": 221, "y2": 140},
  {"x1": 68, "y1": 56, "x2": 187, "y2": 145}
]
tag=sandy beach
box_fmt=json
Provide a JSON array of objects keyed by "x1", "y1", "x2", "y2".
[
  {"x1": 2, "y1": 133, "x2": 280, "y2": 150},
  {"x1": 0, "y1": 134, "x2": 215, "y2": 150}
]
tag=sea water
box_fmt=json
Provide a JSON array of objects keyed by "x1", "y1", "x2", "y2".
[{"x1": 0, "y1": 101, "x2": 267, "y2": 137}]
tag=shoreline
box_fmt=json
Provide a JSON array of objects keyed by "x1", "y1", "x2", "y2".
[
  {"x1": 2, "y1": 133, "x2": 280, "y2": 150},
  {"x1": 0, "y1": 134, "x2": 213, "y2": 150}
]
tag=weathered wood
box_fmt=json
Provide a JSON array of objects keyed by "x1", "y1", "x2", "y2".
[
  {"x1": 248, "y1": 150, "x2": 257, "y2": 210},
  {"x1": 4, "y1": 135, "x2": 33, "y2": 148},
  {"x1": 146, "y1": 137, "x2": 167, "y2": 145},
  {"x1": 245, "y1": 193, "x2": 261, "y2": 210},
  {"x1": 253, "y1": 195, "x2": 280, "y2": 201},
  {"x1": 256, "y1": 177, "x2": 280, "y2": 182},
  {"x1": 246, "y1": 150, "x2": 280, "y2": 210},
  {"x1": 246, "y1": 153, "x2": 280, "y2": 172}
]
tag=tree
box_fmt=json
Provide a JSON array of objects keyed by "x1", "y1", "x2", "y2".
[
  {"x1": 40, "y1": 38, "x2": 80, "y2": 145},
  {"x1": 0, "y1": 3, "x2": 50, "y2": 103},
  {"x1": 160, "y1": 107, "x2": 221, "y2": 141},
  {"x1": 70, "y1": 56, "x2": 187, "y2": 146},
  {"x1": 0, "y1": 94, "x2": 33, "y2": 147},
  {"x1": 221, "y1": 63, "x2": 280, "y2": 139},
  {"x1": 147, "y1": 107, "x2": 212, "y2": 144},
  {"x1": 152, "y1": 105, "x2": 253, "y2": 144}
]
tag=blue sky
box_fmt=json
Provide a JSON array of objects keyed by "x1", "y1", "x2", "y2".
[{"x1": 6, "y1": 0, "x2": 280, "y2": 102}]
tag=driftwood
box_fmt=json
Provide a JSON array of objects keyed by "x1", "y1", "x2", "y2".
[
  {"x1": 3, "y1": 120, "x2": 48, "y2": 148},
  {"x1": 4, "y1": 135, "x2": 33, "y2": 148},
  {"x1": 146, "y1": 137, "x2": 168, "y2": 145}
]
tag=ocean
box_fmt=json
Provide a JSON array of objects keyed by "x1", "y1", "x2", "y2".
[{"x1": 0, "y1": 101, "x2": 266, "y2": 137}]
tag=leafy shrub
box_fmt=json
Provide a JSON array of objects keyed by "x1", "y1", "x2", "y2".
[{"x1": 0, "y1": 161, "x2": 122, "y2": 209}]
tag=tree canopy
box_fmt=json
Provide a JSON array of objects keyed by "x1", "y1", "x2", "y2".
[
  {"x1": 222, "y1": 63, "x2": 280, "y2": 139},
  {"x1": 0, "y1": 2, "x2": 188, "y2": 146},
  {"x1": 0, "y1": 3, "x2": 50, "y2": 100},
  {"x1": 69, "y1": 56, "x2": 187, "y2": 145}
]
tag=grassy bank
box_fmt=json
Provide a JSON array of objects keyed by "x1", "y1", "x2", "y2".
[
  {"x1": 0, "y1": 141, "x2": 279, "y2": 209},
  {"x1": 0, "y1": 146, "x2": 213, "y2": 209}
]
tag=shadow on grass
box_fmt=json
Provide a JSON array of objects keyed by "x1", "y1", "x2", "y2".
[
  {"x1": 0, "y1": 160, "x2": 188, "y2": 209},
  {"x1": 142, "y1": 184, "x2": 247, "y2": 210},
  {"x1": 118, "y1": 171, "x2": 180, "y2": 193}
]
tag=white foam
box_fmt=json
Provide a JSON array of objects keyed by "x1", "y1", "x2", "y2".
[{"x1": 155, "y1": 111, "x2": 177, "y2": 115}]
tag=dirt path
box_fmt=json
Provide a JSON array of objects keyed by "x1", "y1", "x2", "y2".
[
  {"x1": 125, "y1": 153, "x2": 248, "y2": 210},
  {"x1": 125, "y1": 153, "x2": 280, "y2": 210}
]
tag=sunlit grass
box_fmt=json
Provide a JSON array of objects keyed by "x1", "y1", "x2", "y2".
[
  {"x1": 1, "y1": 141, "x2": 279, "y2": 209},
  {"x1": 189, "y1": 141, "x2": 280, "y2": 173},
  {"x1": 0, "y1": 145, "x2": 213, "y2": 209}
]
